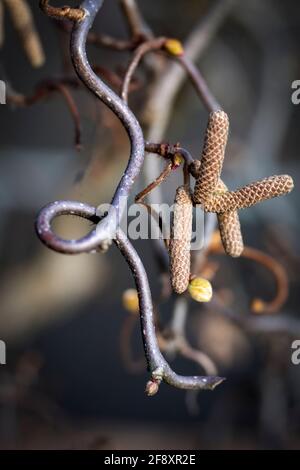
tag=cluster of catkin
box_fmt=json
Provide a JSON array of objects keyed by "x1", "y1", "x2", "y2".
[{"x1": 169, "y1": 110, "x2": 294, "y2": 294}]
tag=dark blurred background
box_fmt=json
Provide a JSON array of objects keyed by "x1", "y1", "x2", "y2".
[{"x1": 0, "y1": 0, "x2": 299, "y2": 450}]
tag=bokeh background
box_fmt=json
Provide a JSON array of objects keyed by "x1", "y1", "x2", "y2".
[{"x1": 0, "y1": 0, "x2": 299, "y2": 449}]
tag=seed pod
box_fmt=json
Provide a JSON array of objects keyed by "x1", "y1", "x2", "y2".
[
  {"x1": 215, "y1": 180, "x2": 244, "y2": 257},
  {"x1": 4, "y1": 0, "x2": 45, "y2": 67},
  {"x1": 188, "y1": 277, "x2": 213, "y2": 302},
  {"x1": 169, "y1": 186, "x2": 193, "y2": 294},
  {"x1": 193, "y1": 110, "x2": 229, "y2": 204},
  {"x1": 204, "y1": 175, "x2": 294, "y2": 213}
]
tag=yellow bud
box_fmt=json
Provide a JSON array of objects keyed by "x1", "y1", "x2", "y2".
[
  {"x1": 188, "y1": 277, "x2": 213, "y2": 303},
  {"x1": 122, "y1": 289, "x2": 139, "y2": 314},
  {"x1": 251, "y1": 298, "x2": 265, "y2": 314},
  {"x1": 172, "y1": 153, "x2": 184, "y2": 167},
  {"x1": 164, "y1": 39, "x2": 184, "y2": 56}
]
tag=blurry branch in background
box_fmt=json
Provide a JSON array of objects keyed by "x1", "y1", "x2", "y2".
[
  {"x1": 0, "y1": 1, "x2": 4, "y2": 47},
  {"x1": 7, "y1": 79, "x2": 82, "y2": 149},
  {"x1": 119, "y1": 0, "x2": 152, "y2": 40},
  {"x1": 3, "y1": 0, "x2": 45, "y2": 67},
  {"x1": 209, "y1": 237, "x2": 289, "y2": 315}
]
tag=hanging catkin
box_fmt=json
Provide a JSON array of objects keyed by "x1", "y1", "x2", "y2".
[
  {"x1": 169, "y1": 185, "x2": 193, "y2": 294},
  {"x1": 215, "y1": 180, "x2": 244, "y2": 257},
  {"x1": 193, "y1": 110, "x2": 229, "y2": 204}
]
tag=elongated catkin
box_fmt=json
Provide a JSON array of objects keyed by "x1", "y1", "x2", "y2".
[
  {"x1": 193, "y1": 110, "x2": 229, "y2": 204},
  {"x1": 204, "y1": 175, "x2": 294, "y2": 213},
  {"x1": 169, "y1": 186, "x2": 193, "y2": 294},
  {"x1": 216, "y1": 180, "x2": 244, "y2": 257}
]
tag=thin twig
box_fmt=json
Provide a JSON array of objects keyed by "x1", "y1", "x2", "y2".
[
  {"x1": 7, "y1": 81, "x2": 82, "y2": 149},
  {"x1": 176, "y1": 54, "x2": 221, "y2": 113},
  {"x1": 240, "y1": 247, "x2": 289, "y2": 315},
  {"x1": 119, "y1": 0, "x2": 152, "y2": 40},
  {"x1": 209, "y1": 235, "x2": 289, "y2": 314},
  {"x1": 143, "y1": 0, "x2": 235, "y2": 206},
  {"x1": 121, "y1": 37, "x2": 166, "y2": 103}
]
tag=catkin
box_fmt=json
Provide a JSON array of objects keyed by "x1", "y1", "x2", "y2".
[
  {"x1": 215, "y1": 180, "x2": 244, "y2": 257},
  {"x1": 193, "y1": 110, "x2": 229, "y2": 204},
  {"x1": 4, "y1": 0, "x2": 45, "y2": 67},
  {"x1": 204, "y1": 175, "x2": 294, "y2": 213},
  {"x1": 169, "y1": 186, "x2": 193, "y2": 294}
]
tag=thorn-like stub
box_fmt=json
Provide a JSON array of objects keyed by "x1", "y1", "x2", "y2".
[
  {"x1": 97, "y1": 238, "x2": 112, "y2": 253},
  {"x1": 209, "y1": 377, "x2": 226, "y2": 390}
]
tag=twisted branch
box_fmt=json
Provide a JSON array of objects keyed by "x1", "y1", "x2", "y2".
[{"x1": 36, "y1": 0, "x2": 224, "y2": 395}]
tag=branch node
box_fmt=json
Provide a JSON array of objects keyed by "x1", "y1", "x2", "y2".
[{"x1": 39, "y1": 0, "x2": 85, "y2": 22}]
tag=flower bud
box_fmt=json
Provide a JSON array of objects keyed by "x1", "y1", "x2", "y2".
[
  {"x1": 122, "y1": 288, "x2": 139, "y2": 314},
  {"x1": 164, "y1": 38, "x2": 184, "y2": 56},
  {"x1": 188, "y1": 277, "x2": 213, "y2": 303}
]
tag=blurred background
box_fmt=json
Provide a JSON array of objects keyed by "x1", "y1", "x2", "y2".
[{"x1": 0, "y1": 0, "x2": 299, "y2": 450}]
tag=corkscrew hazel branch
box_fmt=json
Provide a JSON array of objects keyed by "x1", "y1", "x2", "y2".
[
  {"x1": 38, "y1": 0, "x2": 145, "y2": 252},
  {"x1": 36, "y1": 202, "x2": 224, "y2": 394},
  {"x1": 36, "y1": 0, "x2": 225, "y2": 394},
  {"x1": 115, "y1": 227, "x2": 225, "y2": 395}
]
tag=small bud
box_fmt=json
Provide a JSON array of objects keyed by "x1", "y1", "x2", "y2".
[
  {"x1": 251, "y1": 298, "x2": 266, "y2": 314},
  {"x1": 172, "y1": 153, "x2": 184, "y2": 168},
  {"x1": 164, "y1": 38, "x2": 184, "y2": 56},
  {"x1": 122, "y1": 288, "x2": 139, "y2": 314},
  {"x1": 188, "y1": 277, "x2": 213, "y2": 302},
  {"x1": 145, "y1": 380, "x2": 159, "y2": 397}
]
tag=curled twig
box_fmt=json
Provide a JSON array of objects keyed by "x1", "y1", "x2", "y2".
[
  {"x1": 36, "y1": 202, "x2": 224, "y2": 394},
  {"x1": 121, "y1": 37, "x2": 166, "y2": 103},
  {"x1": 209, "y1": 235, "x2": 289, "y2": 315},
  {"x1": 241, "y1": 247, "x2": 289, "y2": 315},
  {"x1": 8, "y1": 80, "x2": 82, "y2": 149},
  {"x1": 38, "y1": 0, "x2": 145, "y2": 251}
]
